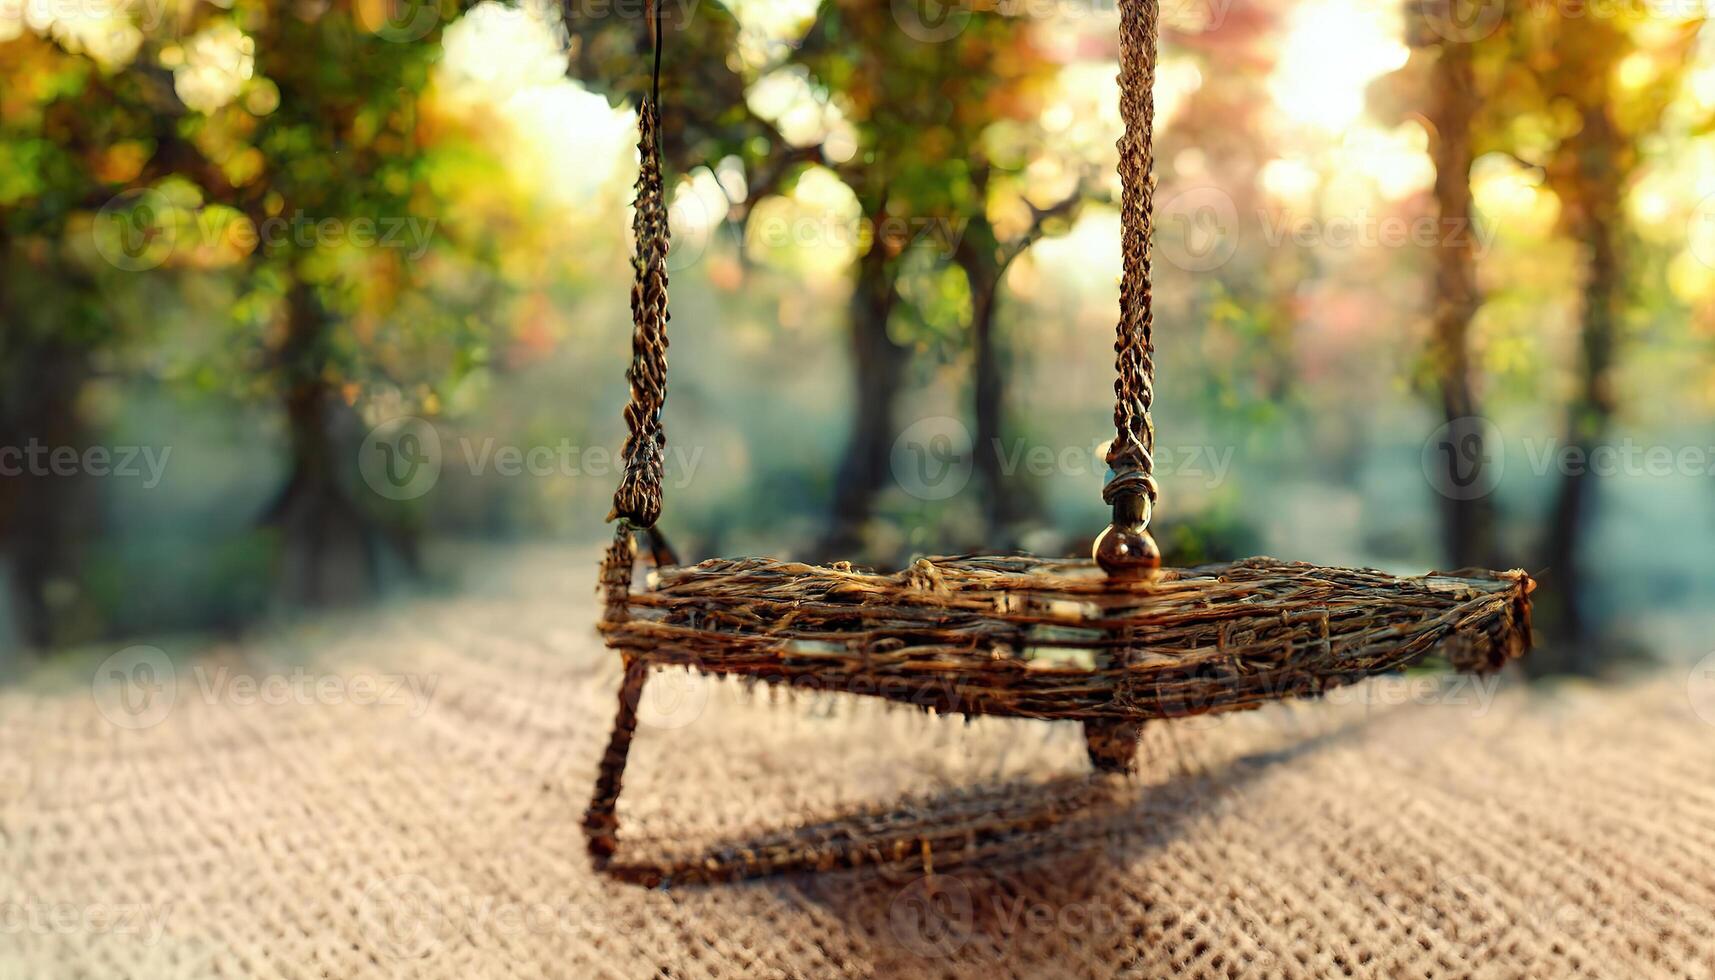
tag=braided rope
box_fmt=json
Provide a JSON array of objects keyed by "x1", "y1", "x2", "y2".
[
  {"x1": 1106, "y1": 0, "x2": 1160, "y2": 522},
  {"x1": 610, "y1": 92, "x2": 671, "y2": 528}
]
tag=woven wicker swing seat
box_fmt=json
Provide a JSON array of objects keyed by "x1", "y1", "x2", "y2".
[
  {"x1": 599, "y1": 554, "x2": 1531, "y2": 723},
  {"x1": 584, "y1": 0, "x2": 1533, "y2": 884}
]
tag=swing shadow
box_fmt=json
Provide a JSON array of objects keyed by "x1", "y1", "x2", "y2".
[{"x1": 596, "y1": 711, "x2": 1368, "y2": 891}]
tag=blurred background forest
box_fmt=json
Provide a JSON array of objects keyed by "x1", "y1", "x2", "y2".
[{"x1": 3, "y1": 0, "x2": 1715, "y2": 678}]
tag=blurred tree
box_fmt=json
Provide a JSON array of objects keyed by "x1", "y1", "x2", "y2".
[
  {"x1": 1382, "y1": 8, "x2": 1497, "y2": 570},
  {"x1": 1428, "y1": 33, "x2": 1493, "y2": 570},
  {"x1": 954, "y1": 178, "x2": 1091, "y2": 543},
  {"x1": 570, "y1": 2, "x2": 1085, "y2": 556},
  {"x1": 565, "y1": 2, "x2": 785, "y2": 178},
  {"x1": 574, "y1": 2, "x2": 927, "y2": 557},
  {"x1": 1156, "y1": 7, "x2": 1294, "y2": 417},
  {"x1": 1140, "y1": 6, "x2": 1289, "y2": 566},
  {"x1": 1, "y1": 0, "x2": 501, "y2": 624},
  {"x1": 1473, "y1": 4, "x2": 1704, "y2": 669},
  {"x1": 792, "y1": 3, "x2": 1077, "y2": 555},
  {"x1": 564, "y1": 1, "x2": 833, "y2": 561},
  {"x1": 0, "y1": 33, "x2": 166, "y2": 644},
  {"x1": 207, "y1": 0, "x2": 477, "y2": 604}
]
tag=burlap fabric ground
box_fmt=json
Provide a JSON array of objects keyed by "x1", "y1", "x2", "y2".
[{"x1": 3, "y1": 547, "x2": 1713, "y2": 978}]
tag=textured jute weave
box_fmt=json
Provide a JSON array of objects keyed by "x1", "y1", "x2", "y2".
[{"x1": 3, "y1": 548, "x2": 1712, "y2": 978}]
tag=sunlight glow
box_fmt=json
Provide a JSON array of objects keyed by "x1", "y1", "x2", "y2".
[
  {"x1": 1270, "y1": 0, "x2": 1409, "y2": 131},
  {"x1": 440, "y1": 1, "x2": 566, "y2": 101},
  {"x1": 1040, "y1": 62, "x2": 1123, "y2": 162},
  {"x1": 1691, "y1": 63, "x2": 1715, "y2": 109},
  {"x1": 1617, "y1": 51, "x2": 1657, "y2": 93},
  {"x1": 4, "y1": 0, "x2": 142, "y2": 67},
  {"x1": 1032, "y1": 56, "x2": 1202, "y2": 200},
  {"x1": 1336, "y1": 123, "x2": 1435, "y2": 201},
  {"x1": 741, "y1": 165, "x2": 861, "y2": 284},
  {"x1": 172, "y1": 23, "x2": 255, "y2": 114},
  {"x1": 746, "y1": 66, "x2": 856, "y2": 152},
  {"x1": 1631, "y1": 187, "x2": 1673, "y2": 226},
  {"x1": 438, "y1": 2, "x2": 633, "y2": 207},
  {"x1": 726, "y1": 0, "x2": 819, "y2": 69},
  {"x1": 510, "y1": 86, "x2": 636, "y2": 204},
  {"x1": 672, "y1": 169, "x2": 729, "y2": 261},
  {"x1": 1029, "y1": 209, "x2": 1122, "y2": 294},
  {"x1": 1471, "y1": 152, "x2": 1558, "y2": 239},
  {"x1": 1260, "y1": 157, "x2": 1319, "y2": 206},
  {"x1": 1668, "y1": 251, "x2": 1715, "y2": 304}
]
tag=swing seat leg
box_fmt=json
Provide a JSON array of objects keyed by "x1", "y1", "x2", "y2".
[
  {"x1": 582, "y1": 658, "x2": 1142, "y2": 883},
  {"x1": 583, "y1": 656, "x2": 650, "y2": 862},
  {"x1": 1083, "y1": 718, "x2": 1143, "y2": 774}
]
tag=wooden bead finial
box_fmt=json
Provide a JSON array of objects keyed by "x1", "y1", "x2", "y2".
[
  {"x1": 1089, "y1": 480, "x2": 1156, "y2": 773},
  {"x1": 1094, "y1": 521, "x2": 1161, "y2": 577},
  {"x1": 1094, "y1": 489, "x2": 1160, "y2": 578}
]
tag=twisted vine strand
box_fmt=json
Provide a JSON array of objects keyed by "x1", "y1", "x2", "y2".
[
  {"x1": 610, "y1": 95, "x2": 671, "y2": 528},
  {"x1": 1106, "y1": 0, "x2": 1160, "y2": 520}
]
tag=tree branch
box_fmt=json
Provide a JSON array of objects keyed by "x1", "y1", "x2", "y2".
[{"x1": 997, "y1": 173, "x2": 1105, "y2": 273}]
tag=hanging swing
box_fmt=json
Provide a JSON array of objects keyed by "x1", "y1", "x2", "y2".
[{"x1": 584, "y1": 0, "x2": 1533, "y2": 882}]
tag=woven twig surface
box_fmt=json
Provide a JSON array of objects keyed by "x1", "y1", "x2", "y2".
[{"x1": 600, "y1": 555, "x2": 1534, "y2": 723}]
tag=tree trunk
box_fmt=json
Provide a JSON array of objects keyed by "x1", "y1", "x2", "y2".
[
  {"x1": 0, "y1": 238, "x2": 93, "y2": 651},
  {"x1": 263, "y1": 275, "x2": 398, "y2": 606},
  {"x1": 0, "y1": 344, "x2": 88, "y2": 650},
  {"x1": 1429, "y1": 40, "x2": 1494, "y2": 570},
  {"x1": 956, "y1": 215, "x2": 1039, "y2": 545},
  {"x1": 1539, "y1": 106, "x2": 1623, "y2": 674},
  {"x1": 971, "y1": 263, "x2": 1007, "y2": 534},
  {"x1": 820, "y1": 213, "x2": 907, "y2": 558}
]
